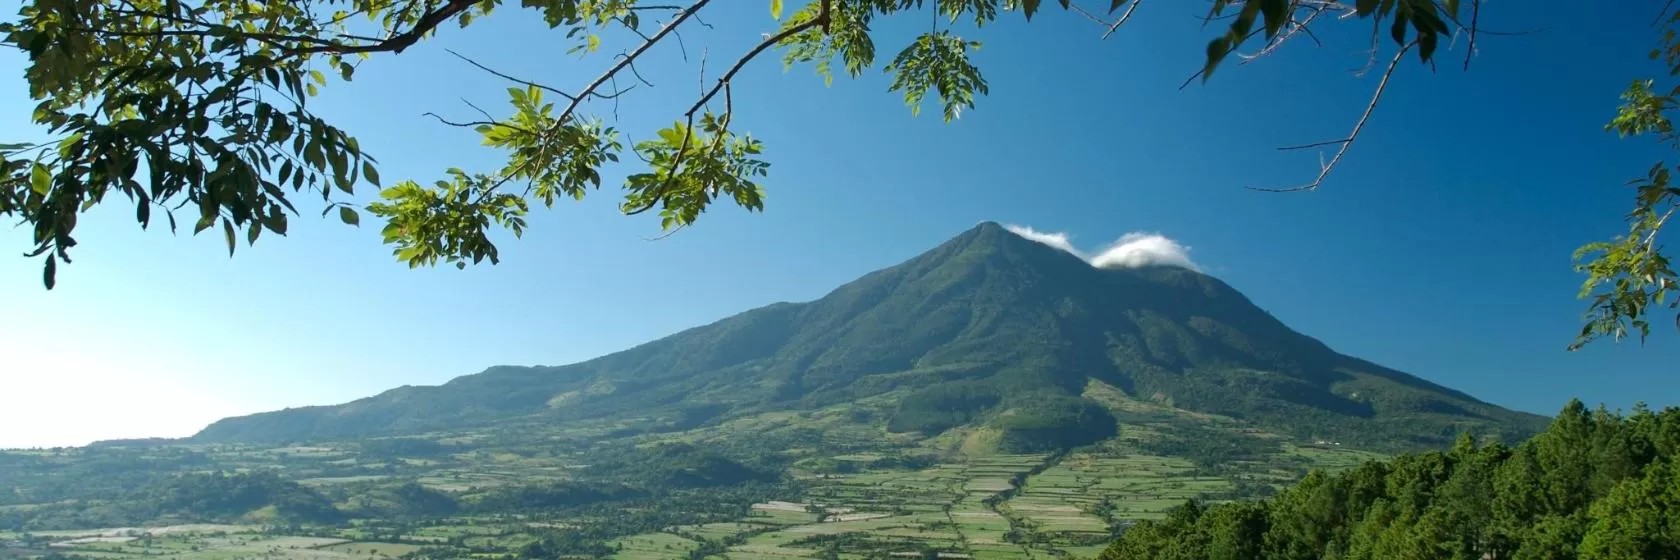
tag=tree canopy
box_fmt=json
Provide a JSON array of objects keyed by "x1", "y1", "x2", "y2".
[
  {"x1": 0, "y1": 0, "x2": 1673, "y2": 347},
  {"x1": 1098, "y1": 400, "x2": 1680, "y2": 560}
]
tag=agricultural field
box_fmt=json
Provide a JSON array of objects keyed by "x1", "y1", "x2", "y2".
[{"x1": 1, "y1": 386, "x2": 1393, "y2": 560}]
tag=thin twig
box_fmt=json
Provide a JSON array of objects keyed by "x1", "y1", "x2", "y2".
[
  {"x1": 615, "y1": 52, "x2": 657, "y2": 87},
  {"x1": 1101, "y1": 0, "x2": 1145, "y2": 40},
  {"x1": 1462, "y1": 0, "x2": 1480, "y2": 71},
  {"x1": 624, "y1": 2, "x2": 832, "y2": 216},
  {"x1": 1354, "y1": 15, "x2": 1382, "y2": 76},
  {"x1": 1067, "y1": 4, "x2": 1111, "y2": 27},
  {"x1": 610, "y1": 75, "x2": 623, "y2": 120},
  {"x1": 1277, "y1": 137, "x2": 1351, "y2": 151},
  {"x1": 1240, "y1": 3, "x2": 1334, "y2": 64},
  {"x1": 615, "y1": 16, "x2": 654, "y2": 42},
  {"x1": 462, "y1": 98, "x2": 496, "y2": 122},
  {"x1": 556, "y1": 0, "x2": 711, "y2": 125},
  {"x1": 1250, "y1": 41, "x2": 1413, "y2": 193},
  {"x1": 645, "y1": 223, "x2": 688, "y2": 240},
  {"x1": 446, "y1": 48, "x2": 577, "y2": 100},
  {"x1": 1177, "y1": 26, "x2": 1266, "y2": 90},
  {"x1": 672, "y1": 26, "x2": 690, "y2": 61}
]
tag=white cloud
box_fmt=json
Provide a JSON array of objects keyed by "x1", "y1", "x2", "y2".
[
  {"x1": 1088, "y1": 232, "x2": 1200, "y2": 271},
  {"x1": 1002, "y1": 224, "x2": 1079, "y2": 255},
  {"x1": 1002, "y1": 224, "x2": 1200, "y2": 271}
]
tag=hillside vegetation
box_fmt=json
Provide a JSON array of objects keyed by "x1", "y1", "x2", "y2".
[
  {"x1": 1100, "y1": 400, "x2": 1680, "y2": 560},
  {"x1": 196, "y1": 223, "x2": 1545, "y2": 453},
  {"x1": 0, "y1": 223, "x2": 1566, "y2": 559}
]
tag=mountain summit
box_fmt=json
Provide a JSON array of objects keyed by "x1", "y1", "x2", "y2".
[{"x1": 196, "y1": 222, "x2": 1546, "y2": 448}]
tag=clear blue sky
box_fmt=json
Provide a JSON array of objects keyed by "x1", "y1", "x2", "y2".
[{"x1": 2, "y1": 2, "x2": 1676, "y2": 448}]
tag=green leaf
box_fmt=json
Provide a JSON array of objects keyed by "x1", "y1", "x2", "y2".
[
  {"x1": 363, "y1": 161, "x2": 381, "y2": 186},
  {"x1": 222, "y1": 219, "x2": 236, "y2": 257},
  {"x1": 1022, "y1": 0, "x2": 1041, "y2": 20},
  {"x1": 264, "y1": 212, "x2": 288, "y2": 235},
  {"x1": 29, "y1": 162, "x2": 50, "y2": 194},
  {"x1": 42, "y1": 256, "x2": 55, "y2": 290},
  {"x1": 339, "y1": 206, "x2": 361, "y2": 226},
  {"x1": 771, "y1": 0, "x2": 783, "y2": 20}
]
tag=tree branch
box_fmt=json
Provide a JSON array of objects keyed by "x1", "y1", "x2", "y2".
[
  {"x1": 555, "y1": 0, "x2": 713, "y2": 126},
  {"x1": 446, "y1": 48, "x2": 576, "y2": 101},
  {"x1": 1102, "y1": 0, "x2": 1145, "y2": 40},
  {"x1": 1462, "y1": 0, "x2": 1480, "y2": 71},
  {"x1": 1240, "y1": 3, "x2": 1335, "y2": 64},
  {"x1": 294, "y1": 0, "x2": 480, "y2": 56},
  {"x1": 1250, "y1": 41, "x2": 1412, "y2": 193},
  {"x1": 1067, "y1": 4, "x2": 1112, "y2": 27},
  {"x1": 623, "y1": 2, "x2": 833, "y2": 217},
  {"x1": 615, "y1": 52, "x2": 657, "y2": 87}
]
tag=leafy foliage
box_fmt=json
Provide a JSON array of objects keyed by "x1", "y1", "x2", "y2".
[
  {"x1": 145, "y1": 471, "x2": 343, "y2": 524},
  {"x1": 1573, "y1": 75, "x2": 1680, "y2": 349},
  {"x1": 986, "y1": 392, "x2": 1118, "y2": 453},
  {"x1": 343, "y1": 482, "x2": 459, "y2": 519},
  {"x1": 886, "y1": 381, "x2": 1002, "y2": 434},
  {"x1": 1099, "y1": 400, "x2": 1680, "y2": 560},
  {"x1": 2, "y1": 0, "x2": 1477, "y2": 289}
]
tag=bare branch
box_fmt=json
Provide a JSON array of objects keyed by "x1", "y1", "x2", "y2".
[
  {"x1": 1102, "y1": 0, "x2": 1145, "y2": 40},
  {"x1": 644, "y1": 223, "x2": 688, "y2": 241},
  {"x1": 421, "y1": 112, "x2": 536, "y2": 135},
  {"x1": 672, "y1": 26, "x2": 690, "y2": 61},
  {"x1": 1240, "y1": 3, "x2": 1333, "y2": 64},
  {"x1": 461, "y1": 97, "x2": 496, "y2": 122},
  {"x1": 1354, "y1": 14, "x2": 1382, "y2": 76},
  {"x1": 1276, "y1": 137, "x2": 1352, "y2": 151},
  {"x1": 595, "y1": 84, "x2": 638, "y2": 99},
  {"x1": 610, "y1": 74, "x2": 623, "y2": 121},
  {"x1": 555, "y1": 0, "x2": 712, "y2": 126},
  {"x1": 446, "y1": 48, "x2": 577, "y2": 101},
  {"x1": 615, "y1": 52, "x2": 657, "y2": 87},
  {"x1": 1067, "y1": 4, "x2": 1112, "y2": 27},
  {"x1": 1250, "y1": 41, "x2": 1413, "y2": 193},
  {"x1": 1463, "y1": 0, "x2": 1480, "y2": 71}
]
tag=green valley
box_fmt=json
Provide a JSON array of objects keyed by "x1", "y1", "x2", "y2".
[
  {"x1": 3, "y1": 381, "x2": 1391, "y2": 559},
  {"x1": 1, "y1": 223, "x2": 1554, "y2": 559}
]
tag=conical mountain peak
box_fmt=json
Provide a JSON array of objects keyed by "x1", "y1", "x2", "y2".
[{"x1": 195, "y1": 223, "x2": 1547, "y2": 451}]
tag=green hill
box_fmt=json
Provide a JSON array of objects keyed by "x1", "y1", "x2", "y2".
[
  {"x1": 1099, "y1": 400, "x2": 1680, "y2": 560},
  {"x1": 194, "y1": 221, "x2": 1546, "y2": 451}
]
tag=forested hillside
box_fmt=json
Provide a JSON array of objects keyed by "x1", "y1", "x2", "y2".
[
  {"x1": 196, "y1": 223, "x2": 1546, "y2": 453},
  {"x1": 1099, "y1": 400, "x2": 1680, "y2": 560}
]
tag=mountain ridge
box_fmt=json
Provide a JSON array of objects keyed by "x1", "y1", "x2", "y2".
[{"x1": 195, "y1": 221, "x2": 1548, "y2": 449}]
